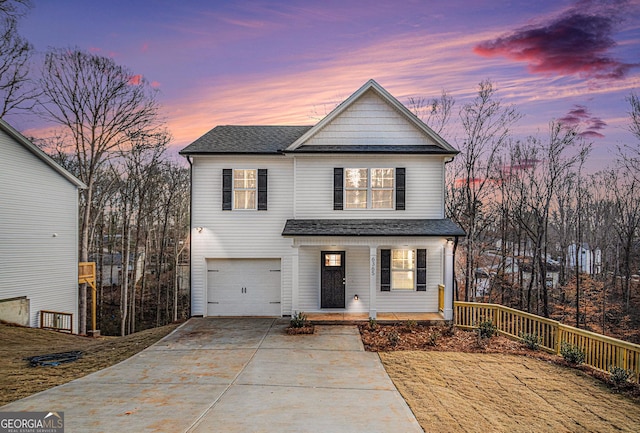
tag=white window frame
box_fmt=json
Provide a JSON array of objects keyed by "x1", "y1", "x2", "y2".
[
  {"x1": 391, "y1": 249, "x2": 416, "y2": 291},
  {"x1": 233, "y1": 169, "x2": 257, "y2": 210},
  {"x1": 344, "y1": 168, "x2": 394, "y2": 210}
]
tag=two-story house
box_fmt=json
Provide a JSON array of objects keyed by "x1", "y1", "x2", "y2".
[{"x1": 180, "y1": 80, "x2": 464, "y2": 321}]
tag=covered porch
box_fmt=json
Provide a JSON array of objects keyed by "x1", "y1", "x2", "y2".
[{"x1": 283, "y1": 219, "x2": 463, "y2": 321}]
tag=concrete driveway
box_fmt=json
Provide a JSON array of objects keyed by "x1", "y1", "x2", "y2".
[{"x1": 2, "y1": 318, "x2": 422, "y2": 432}]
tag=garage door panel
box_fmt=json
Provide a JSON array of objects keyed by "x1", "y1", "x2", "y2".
[{"x1": 207, "y1": 259, "x2": 281, "y2": 316}]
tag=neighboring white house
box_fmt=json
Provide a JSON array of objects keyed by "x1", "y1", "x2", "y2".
[
  {"x1": 180, "y1": 80, "x2": 465, "y2": 320},
  {"x1": 0, "y1": 119, "x2": 85, "y2": 332},
  {"x1": 568, "y1": 243, "x2": 602, "y2": 275}
]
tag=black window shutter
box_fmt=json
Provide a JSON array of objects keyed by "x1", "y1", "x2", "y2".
[
  {"x1": 396, "y1": 167, "x2": 405, "y2": 210},
  {"x1": 334, "y1": 168, "x2": 343, "y2": 210},
  {"x1": 258, "y1": 169, "x2": 267, "y2": 210},
  {"x1": 222, "y1": 169, "x2": 232, "y2": 210},
  {"x1": 381, "y1": 249, "x2": 391, "y2": 291},
  {"x1": 417, "y1": 249, "x2": 427, "y2": 291}
]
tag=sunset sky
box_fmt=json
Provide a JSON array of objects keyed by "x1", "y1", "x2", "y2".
[{"x1": 6, "y1": 0, "x2": 640, "y2": 168}]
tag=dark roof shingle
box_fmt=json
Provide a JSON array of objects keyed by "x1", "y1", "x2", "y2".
[
  {"x1": 282, "y1": 219, "x2": 466, "y2": 237},
  {"x1": 180, "y1": 125, "x2": 313, "y2": 154}
]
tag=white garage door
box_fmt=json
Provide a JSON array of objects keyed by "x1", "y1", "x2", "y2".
[{"x1": 207, "y1": 259, "x2": 281, "y2": 316}]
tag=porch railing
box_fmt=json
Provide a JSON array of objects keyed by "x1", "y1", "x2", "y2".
[
  {"x1": 438, "y1": 284, "x2": 445, "y2": 313},
  {"x1": 454, "y1": 301, "x2": 640, "y2": 383},
  {"x1": 40, "y1": 310, "x2": 73, "y2": 333}
]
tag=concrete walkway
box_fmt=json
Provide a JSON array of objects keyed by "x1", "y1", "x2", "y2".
[{"x1": 2, "y1": 318, "x2": 423, "y2": 432}]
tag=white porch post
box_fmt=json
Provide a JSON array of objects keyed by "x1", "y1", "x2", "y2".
[
  {"x1": 444, "y1": 240, "x2": 454, "y2": 320},
  {"x1": 291, "y1": 246, "x2": 299, "y2": 315},
  {"x1": 369, "y1": 246, "x2": 377, "y2": 319}
]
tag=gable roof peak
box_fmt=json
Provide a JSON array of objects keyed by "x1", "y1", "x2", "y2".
[{"x1": 286, "y1": 80, "x2": 457, "y2": 153}]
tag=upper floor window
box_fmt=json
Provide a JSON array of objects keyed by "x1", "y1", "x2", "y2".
[
  {"x1": 223, "y1": 168, "x2": 267, "y2": 211},
  {"x1": 344, "y1": 168, "x2": 394, "y2": 209},
  {"x1": 234, "y1": 169, "x2": 257, "y2": 209}
]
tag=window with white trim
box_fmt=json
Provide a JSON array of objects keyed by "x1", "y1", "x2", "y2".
[
  {"x1": 344, "y1": 168, "x2": 394, "y2": 209},
  {"x1": 391, "y1": 249, "x2": 415, "y2": 290},
  {"x1": 233, "y1": 169, "x2": 257, "y2": 209}
]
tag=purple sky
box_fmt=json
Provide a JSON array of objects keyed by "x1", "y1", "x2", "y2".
[{"x1": 7, "y1": 0, "x2": 640, "y2": 168}]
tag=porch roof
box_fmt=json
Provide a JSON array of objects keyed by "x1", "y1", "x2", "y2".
[{"x1": 282, "y1": 219, "x2": 466, "y2": 237}]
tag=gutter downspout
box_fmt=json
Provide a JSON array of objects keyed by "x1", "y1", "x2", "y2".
[{"x1": 186, "y1": 155, "x2": 193, "y2": 318}]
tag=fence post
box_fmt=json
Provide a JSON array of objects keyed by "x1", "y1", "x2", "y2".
[{"x1": 555, "y1": 323, "x2": 562, "y2": 355}]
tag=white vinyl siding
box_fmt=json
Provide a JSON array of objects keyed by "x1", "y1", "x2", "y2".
[
  {"x1": 0, "y1": 129, "x2": 80, "y2": 331},
  {"x1": 294, "y1": 155, "x2": 444, "y2": 219},
  {"x1": 302, "y1": 90, "x2": 439, "y2": 147},
  {"x1": 190, "y1": 156, "x2": 294, "y2": 316}
]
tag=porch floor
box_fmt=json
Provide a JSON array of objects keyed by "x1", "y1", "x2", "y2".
[{"x1": 305, "y1": 312, "x2": 446, "y2": 325}]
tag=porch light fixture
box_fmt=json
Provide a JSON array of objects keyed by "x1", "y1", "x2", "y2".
[
  {"x1": 196, "y1": 227, "x2": 204, "y2": 233},
  {"x1": 354, "y1": 294, "x2": 359, "y2": 301},
  {"x1": 446, "y1": 238, "x2": 454, "y2": 245}
]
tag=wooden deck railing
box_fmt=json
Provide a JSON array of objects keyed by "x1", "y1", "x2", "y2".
[
  {"x1": 454, "y1": 301, "x2": 640, "y2": 382},
  {"x1": 40, "y1": 310, "x2": 73, "y2": 333},
  {"x1": 438, "y1": 284, "x2": 445, "y2": 313}
]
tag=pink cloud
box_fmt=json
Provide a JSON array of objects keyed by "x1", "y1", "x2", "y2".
[
  {"x1": 558, "y1": 105, "x2": 607, "y2": 138},
  {"x1": 151, "y1": 81, "x2": 161, "y2": 88},
  {"x1": 128, "y1": 74, "x2": 143, "y2": 85},
  {"x1": 474, "y1": 0, "x2": 638, "y2": 80}
]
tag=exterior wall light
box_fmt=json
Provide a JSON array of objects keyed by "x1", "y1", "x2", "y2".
[
  {"x1": 354, "y1": 294, "x2": 359, "y2": 300},
  {"x1": 196, "y1": 227, "x2": 203, "y2": 233}
]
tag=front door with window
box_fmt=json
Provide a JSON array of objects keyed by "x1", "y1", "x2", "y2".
[{"x1": 321, "y1": 251, "x2": 345, "y2": 308}]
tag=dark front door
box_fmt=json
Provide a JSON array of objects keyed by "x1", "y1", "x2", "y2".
[{"x1": 321, "y1": 251, "x2": 345, "y2": 308}]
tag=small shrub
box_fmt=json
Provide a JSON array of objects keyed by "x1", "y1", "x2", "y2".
[
  {"x1": 439, "y1": 322, "x2": 455, "y2": 337},
  {"x1": 405, "y1": 319, "x2": 417, "y2": 329},
  {"x1": 290, "y1": 311, "x2": 308, "y2": 328},
  {"x1": 609, "y1": 366, "x2": 633, "y2": 386},
  {"x1": 560, "y1": 342, "x2": 585, "y2": 364},
  {"x1": 476, "y1": 320, "x2": 497, "y2": 339},
  {"x1": 426, "y1": 330, "x2": 441, "y2": 347},
  {"x1": 368, "y1": 317, "x2": 377, "y2": 330},
  {"x1": 387, "y1": 330, "x2": 400, "y2": 346},
  {"x1": 520, "y1": 332, "x2": 541, "y2": 351}
]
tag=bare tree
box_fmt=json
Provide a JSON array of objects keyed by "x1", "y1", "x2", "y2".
[
  {"x1": 408, "y1": 90, "x2": 455, "y2": 135},
  {"x1": 38, "y1": 48, "x2": 162, "y2": 334},
  {"x1": 0, "y1": 0, "x2": 35, "y2": 117},
  {"x1": 451, "y1": 80, "x2": 521, "y2": 301}
]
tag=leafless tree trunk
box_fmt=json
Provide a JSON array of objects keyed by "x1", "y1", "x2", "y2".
[{"x1": 38, "y1": 48, "x2": 161, "y2": 334}]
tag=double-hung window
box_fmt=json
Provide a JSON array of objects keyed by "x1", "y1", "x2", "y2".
[
  {"x1": 344, "y1": 168, "x2": 394, "y2": 209},
  {"x1": 222, "y1": 168, "x2": 267, "y2": 211},
  {"x1": 391, "y1": 249, "x2": 415, "y2": 290},
  {"x1": 234, "y1": 169, "x2": 257, "y2": 209},
  {"x1": 381, "y1": 248, "x2": 427, "y2": 291}
]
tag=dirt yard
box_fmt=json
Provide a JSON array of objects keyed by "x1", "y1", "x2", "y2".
[
  {"x1": 362, "y1": 323, "x2": 640, "y2": 433},
  {"x1": 382, "y1": 351, "x2": 640, "y2": 433},
  {"x1": 0, "y1": 322, "x2": 180, "y2": 406}
]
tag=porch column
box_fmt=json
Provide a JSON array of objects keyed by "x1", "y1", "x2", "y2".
[
  {"x1": 444, "y1": 240, "x2": 454, "y2": 320},
  {"x1": 369, "y1": 246, "x2": 377, "y2": 319},
  {"x1": 291, "y1": 246, "x2": 299, "y2": 314}
]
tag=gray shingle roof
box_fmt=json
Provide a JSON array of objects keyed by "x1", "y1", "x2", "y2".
[
  {"x1": 179, "y1": 125, "x2": 313, "y2": 154},
  {"x1": 290, "y1": 145, "x2": 456, "y2": 154},
  {"x1": 282, "y1": 219, "x2": 466, "y2": 237}
]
